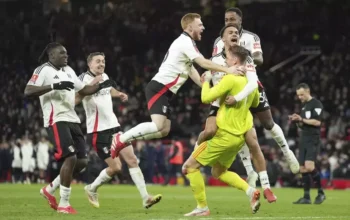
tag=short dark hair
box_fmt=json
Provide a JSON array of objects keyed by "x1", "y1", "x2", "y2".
[
  {"x1": 229, "y1": 45, "x2": 249, "y2": 63},
  {"x1": 220, "y1": 24, "x2": 240, "y2": 38},
  {"x1": 296, "y1": 83, "x2": 310, "y2": 90},
  {"x1": 38, "y1": 42, "x2": 63, "y2": 64},
  {"x1": 225, "y1": 7, "x2": 243, "y2": 19},
  {"x1": 87, "y1": 52, "x2": 105, "y2": 64}
]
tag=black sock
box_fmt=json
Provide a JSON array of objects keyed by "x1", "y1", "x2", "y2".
[
  {"x1": 302, "y1": 173, "x2": 311, "y2": 199},
  {"x1": 311, "y1": 169, "x2": 324, "y2": 194}
]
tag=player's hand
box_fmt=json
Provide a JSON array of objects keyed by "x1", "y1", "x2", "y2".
[
  {"x1": 90, "y1": 75, "x2": 103, "y2": 85},
  {"x1": 288, "y1": 114, "x2": 302, "y2": 122},
  {"x1": 118, "y1": 92, "x2": 128, "y2": 102},
  {"x1": 227, "y1": 66, "x2": 246, "y2": 75},
  {"x1": 52, "y1": 81, "x2": 74, "y2": 91},
  {"x1": 98, "y1": 79, "x2": 117, "y2": 90},
  {"x1": 225, "y1": 95, "x2": 236, "y2": 105},
  {"x1": 201, "y1": 71, "x2": 212, "y2": 82}
]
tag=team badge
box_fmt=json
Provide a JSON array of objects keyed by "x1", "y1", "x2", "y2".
[
  {"x1": 162, "y1": 106, "x2": 167, "y2": 113},
  {"x1": 103, "y1": 147, "x2": 109, "y2": 154}
]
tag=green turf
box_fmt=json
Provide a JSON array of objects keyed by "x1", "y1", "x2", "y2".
[{"x1": 0, "y1": 184, "x2": 349, "y2": 220}]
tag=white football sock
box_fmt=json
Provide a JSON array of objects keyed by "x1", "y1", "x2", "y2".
[
  {"x1": 269, "y1": 124, "x2": 289, "y2": 155},
  {"x1": 90, "y1": 168, "x2": 112, "y2": 192},
  {"x1": 245, "y1": 186, "x2": 255, "y2": 197},
  {"x1": 129, "y1": 167, "x2": 149, "y2": 200},
  {"x1": 239, "y1": 144, "x2": 254, "y2": 174},
  {"x1": 59, "y1": 185, "x2": 71, "y2": 207},
  {"x1": 137, "y1": 131, "x2": 163, "y2": 140},
  {"x1": 258, "y1": 171, "x2": 270, "y2": 190},
  {"x1": 120, "y1": 122, "x2": 159, "y2": 143},
  {"x1": 46, "y1": 175, "x2": 60, "y2": 194}
]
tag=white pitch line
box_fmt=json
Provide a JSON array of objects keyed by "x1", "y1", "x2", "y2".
[{"x1": 148, "y1": 216, "x2": 350, "y2": 220}]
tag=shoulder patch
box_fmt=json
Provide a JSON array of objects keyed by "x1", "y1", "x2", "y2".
[{"x1": 314, "y1": 108, "x2": 322, "y2": 115}]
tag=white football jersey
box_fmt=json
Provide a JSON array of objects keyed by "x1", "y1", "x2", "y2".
[
  {"x1": 27, "y1": 62, "x2": 85, "y2": 127},
  {"x1": 210, "y1": 52, "x2": 257, "y2": 107},
  {"x1": 79, "y1": 71, "x2": 120, "y2": 133},
  {"x1": 212, "y1": 29, "x2": 262, "y2": 57},
  {"x1": 152, "y1": 32, "x2": 202, "y2": 94}
]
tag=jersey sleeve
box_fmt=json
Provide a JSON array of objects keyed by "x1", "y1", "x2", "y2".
[
  {"x1": 27, "y1": 66, "x2": 47, "y2": 86},
  {"x1": 311, "y1": 100, "x2": 323, "y2": 121},
  {"x1": 251, "y1": 34, "x2": 262, "y2": 54},
  {"x1": 201, "y1": 75, "x2": 233, "y2": 104},
  {"x1": 182, "y1": 39, "x2": 201, "y2": 61},
  {"x1": 71, "y1": 69, "x2": 85, "y2": 92},
  {"x1": 233, "y1": 57, "x2": 258, "y2": 101},
  {"x1": 212, "y1": 37, "x2": 221, "y2": 56}
]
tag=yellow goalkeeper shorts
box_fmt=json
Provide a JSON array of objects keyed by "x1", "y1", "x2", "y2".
[{"x1": 192, "y1": 128, "x2": 245, "y2": 168}]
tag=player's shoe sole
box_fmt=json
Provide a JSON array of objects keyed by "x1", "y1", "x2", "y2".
[
  {"x1": 40, "y1": 186, "x2": 58, "y2": 210},
  {"x1": 144, "y1": 194, "x2": 162, "y2": 209},
  {"x1": 263, "y1": 188, "x2": 277, "y2": 203},
  {"x1": 84, "y1": 185, "x2": 100, "y2": 208}
]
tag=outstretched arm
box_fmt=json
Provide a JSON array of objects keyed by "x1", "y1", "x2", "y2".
[{"x1": 201, "y1": 73, "x2": 232, "y2": 104}]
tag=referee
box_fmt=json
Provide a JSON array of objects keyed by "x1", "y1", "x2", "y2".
[{"x1": 289, "y1": 83, "x2": 326, "y2": 204}]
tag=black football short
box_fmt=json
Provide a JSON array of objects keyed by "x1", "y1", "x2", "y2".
[
  {"x1": 207, "y1": 105, "x2": 219, "y2": 117},
  {"x1": 145, "y1": 80, "x2": 174, "y2": 118},
  {"x1": 46, "y1": 122, "x2": 87, "y2": 161},
  {"x1": 86, "y1": 127, "x2": 121, "y2": 160},
  {"x1": 298, "y1": 134, "x2": 320, "y2": 165},
  {"x1": 250, "y1": 82, "x2": 271, "y2": 113}
]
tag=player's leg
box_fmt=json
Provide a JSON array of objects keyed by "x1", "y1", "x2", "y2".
[
  {"x1": 245, "y1": 128, "x2": 277, "y2": 203},
  {"x1": 196, "y1": 106, "x2": 219, "y2": 146},
  {"x1": 41, "y1": 122, "x2": 77, "y2": 213},
  {"x1": 293, "y1": 138, "x2": 312, "y2": 204},
  {"x1": 253, "y1": 89, "x2": 299, "y2": 174},
  {"x1": 182, "y1": 142, "x2": 211, "y2": 216},
  {"x1": 212, "y1": 133, "x2": 261, "y2": 214},
  {"x1": 111, "y1": 82, "x2": 172, "y2": 157},
  {"x1": 84, "y1": 128, "x2": 122, "y2": 208},
  {"x1": 120, "y1": 144, "x2": 162, "y2": 208},
  {"x1": 237, "y1": 144, "x2": 258, "y2": 187}
]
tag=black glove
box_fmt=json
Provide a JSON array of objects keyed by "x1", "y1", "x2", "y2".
[
  {"x1": 52, "y1": 81, "x2": 74, "y2": 91},
  {"x1": 98, "y1": 79, "x2": 117, "y2": 90}
]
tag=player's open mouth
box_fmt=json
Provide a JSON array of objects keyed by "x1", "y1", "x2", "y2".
[{"x1": 231, "y1": 38, "x2": 238, "y2": 43}]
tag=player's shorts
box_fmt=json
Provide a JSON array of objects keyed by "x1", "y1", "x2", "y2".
[
  {"x1": 207, "y1": 105, "x2": 219, "y2": 117},
  {"x1": 250, "y1": 81, "x2": 271, "y2": 113},
  {"x1": 145, "y1": 80, "x2": 174, "y2": 118},
  {"x1": 192, "y1": 128, "x2": 245, "y2": 168},
  {"x1": 298, "y1": 133, "x2": 320, "y2": 165},
  {"x1": 86, "y1": 127, "x2": 121, "y2": 160},
  {"x1": 46, "y1": 122, "x2": 87, "y2": 162}
]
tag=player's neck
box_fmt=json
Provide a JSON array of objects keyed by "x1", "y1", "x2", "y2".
[
  {"x1": 183, "y1": 30, "x2": 194, "y2": 40},
  {"x1": 306, "y1": 96, "x2": 313, "y2": 102},
  {"x1": 88, "y1": 69, "x2": 102, "y2": 76}
]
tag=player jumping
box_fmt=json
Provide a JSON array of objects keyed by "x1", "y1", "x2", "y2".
[{"x1": 110, "y1": 13, "x2": 242, "y2": 158}]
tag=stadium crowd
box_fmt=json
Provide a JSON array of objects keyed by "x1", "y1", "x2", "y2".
[{"x1": 0, "y1": 0, "x2": 349, "y2": 186}]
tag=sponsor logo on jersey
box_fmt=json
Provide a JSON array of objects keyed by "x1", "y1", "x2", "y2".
[{"x1": 54, "y1": 75, "x2": 59, "y2": 79}]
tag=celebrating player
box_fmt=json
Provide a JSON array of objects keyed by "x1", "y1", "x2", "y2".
[
  {"x1": 289, "y1": 83, "x2": 326, "y2": 204},
  {"x1": 76, "y1": 52, "x2": 162, "y2": 209},
  {"x1": 196, "y1": 24, "x2": 276, "y2": 202},
  {"x1": 24, "y1": 42, "x2": 117, "y2": 214},
  {"x1": 213, "y1": 7, "x2": 299, "y2": 175},
  {"x1": 110, "y1": 13, "x2": 241, "y2": 158},
  {"x1": 183, "y1": 45, "x2": 261, "y2": 216}
]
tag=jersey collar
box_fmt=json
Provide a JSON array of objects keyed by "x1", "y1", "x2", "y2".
[
  {"x1": 47, "y1": 61, "x2": 61, "y2": 71},
  {"x1": 87, "y1": 70, "x2": 97, "y2": 77},
  {"x1": 239, "y1": 27, "x2": 244, "y2": 37},
  {"x1": 182, "y1": 31, "x2": 193, "y2": 39}
]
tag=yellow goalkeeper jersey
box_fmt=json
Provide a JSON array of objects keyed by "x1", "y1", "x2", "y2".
[{"x1": 201, "y1": 74, "x2": 259, "y2": 136}]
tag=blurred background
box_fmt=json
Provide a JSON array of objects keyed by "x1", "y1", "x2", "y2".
[{"x1": 0, "y1": 0, "x2": 349, "y2": 189}]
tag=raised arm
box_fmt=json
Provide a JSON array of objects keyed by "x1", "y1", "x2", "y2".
[{"x1": 201, "y1": 73, "x2": 232, "y2": 104}]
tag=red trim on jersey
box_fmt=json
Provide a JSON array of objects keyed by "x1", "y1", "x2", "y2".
[
  {"x1": 92, "y1": 107, "x2": 99, "y2": 152},
  {"x1": 53, "y1": 124, "x2": 62, "y2": 161},
  {"x1": 212, "y1": 46, "x2": 218, "y2": 56},
  {"x1": 257, "y1": 80, "x2": 264, "y2": 89},
  {"x1": 49, "y1": 103, "x2": 54, "y2": 126},
  {"x1": 147, "y1": 75, "x2": 180, "y2": 110}
]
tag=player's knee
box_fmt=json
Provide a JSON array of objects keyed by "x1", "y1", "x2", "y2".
[
  {"x1": 109, "y1": 163, "x2": 122, "y2": 175},
  {"x1": 262, "y1": 120, "x2": 275, "y2": 130},
  {"x1": 76, "y1": 158, "x2": 88, "y2": 172},
  {"x1": 304, "y1": 164, "x2": 314, "y2": 173},
  {"x1": 160, "y1": 125, "x2": 171, "y2": 137},
  {"x1": 211, "y1": 166, "x2": 226, "y2": 179},
  {"x1": 125, "y1": 154, "x2": 138, "y2": 168}
]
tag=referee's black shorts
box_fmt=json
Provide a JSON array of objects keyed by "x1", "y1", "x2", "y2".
[
  {"x1": 298, "y1": 134, "x2": 320, "y2": 165},
  {"x1": 86, "y1": 127, "x2": 121, "y2": 160},
  {"x1": 46, "y1": 122, "x2": 87, "y2": 162}
]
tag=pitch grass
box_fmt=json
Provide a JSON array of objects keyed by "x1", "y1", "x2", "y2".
[{"x1": 0, "y1": 184, "x2": 349, "y2": 220}]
